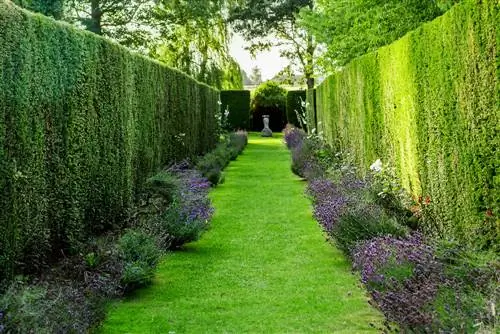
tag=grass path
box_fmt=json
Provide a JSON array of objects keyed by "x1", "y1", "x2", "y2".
[{"x1": 100, "y1": 134, "x2": 383, "y2": 333}]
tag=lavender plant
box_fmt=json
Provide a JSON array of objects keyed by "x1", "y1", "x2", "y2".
[{"x1": 352, "y1": 234, "x2": 444, "y2": 329}]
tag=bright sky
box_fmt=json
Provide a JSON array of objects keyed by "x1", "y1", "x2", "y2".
[{"x1": 229, "y1": 32, "x2": 290, "y2": 81}]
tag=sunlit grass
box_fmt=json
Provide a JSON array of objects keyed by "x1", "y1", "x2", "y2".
[{"x1": 99, "y1": 133, "x2": 383, "y2": 333}]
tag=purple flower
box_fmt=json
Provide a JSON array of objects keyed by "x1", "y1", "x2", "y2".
[
  {"x1": 284, "y1": 126, "x2": 306, "y2": 149},
  {"x1": 352, "y1": 233, "x2": 444, "y2": 328}
]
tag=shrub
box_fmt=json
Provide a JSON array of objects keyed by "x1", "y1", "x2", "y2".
[
  {"x1": 332, "y1": 205, "x2": 409, "y2": 255},
  {"x1": 430, "y1": 240, "x2": 499, "y2": 331},
  {"x1": 118, "y1": 230, "x2": 161, "y2": 291},
  {"x1": 0, "y1": 279, "x2": 105, "y2": 333},
  {"x1": 145, "y1": 167, "x2": 213, "y2": 249},
  {"x1": 283, "y1": 125, "x2": 306, "y2": 150},
  {"x1": 197, "y1": 132, "x2": 248, "y2": 186},
  {"x1": 352, "y1": 234, "x2": 442, "y2": 329},
  {"x1": 251, "y1": 81, "x2": 287, "y2": 131}
]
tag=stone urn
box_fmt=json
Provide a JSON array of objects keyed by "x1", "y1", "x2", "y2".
[{"x1": 261, "y1": 115, "x2": 273, "y2": 137}]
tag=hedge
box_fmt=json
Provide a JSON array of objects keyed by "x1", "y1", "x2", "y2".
[
  {"x1": 220, "y1": 90, "x2": 250, "y2": 129},
  {"x1": 312, "y1": 0, "x2": 498, "y2": 248},
  {"x1": 285, "y1": 90, "x2": 306, "y2": 129},
  {"x1": 0, "y1": 2, "x2": 220, "y2": 281}
]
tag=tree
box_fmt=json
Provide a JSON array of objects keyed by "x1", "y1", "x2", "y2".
[
  {"x1": 65, "y1": 0, "x2": 156, "y2": 49},
  {"x1": 249, "y1": 67, "x2": 263, "y2": 85},
  {"x1": 12, "y1": 0, "x2": 64, "y2": 19},
  {"x1": 230, "y1": 0, "x2": 316, "y2": 88},
  {"x1": 251, "y1": 81, "x2": 288, "y2": 131},
  {"x1": 152, "y1": 0, "x2": 243, "y2": 89},
  {"x1": 64, "y1": 0, "x2": 243, "y2": 89},
  {"x1": 299, "y1": 0, "x2": 455, "y2": 70}
]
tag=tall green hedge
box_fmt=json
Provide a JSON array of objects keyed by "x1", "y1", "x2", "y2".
[
  {"x1": 313, "y1": 0, "x2": 498, "y2": 247},
  {"x1": 0, "y1": 1, "x2": 220, "y2": 280},
  {"x1": 220, "y1": 90, "x2": 250, "y2": 129},
  {"x1": 286, "y1": 90, "x2": 306, "y2": 128}
]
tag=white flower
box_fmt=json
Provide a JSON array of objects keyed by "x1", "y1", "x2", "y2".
[
  {"x1": 217, "y1": 100, "x2": 222, "y2": 105},
  {"x1": 370, "y1": 159, "x2": 383, "y2": 172}
]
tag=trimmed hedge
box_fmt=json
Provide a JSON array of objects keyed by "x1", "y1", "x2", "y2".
[
  {"x1": 285, "y1": 90, "x2": 306, "y2": 128},
  {"x1": 0, "y1": 2, "x2": 220, "y2": 281},
  {"x1": 312, "y1": 0, "x2": 498, "y2": 247},
  {"x1": 220, "y1": 90, "x2": 250, "y2": 129}
]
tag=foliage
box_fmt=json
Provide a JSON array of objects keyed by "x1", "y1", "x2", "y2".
[
  {"x1": 230, "y1": 0, "x2": 316, "y2": 88},
  {"x1": 11, "y1": 0, "x2": 64, "y2": 19},
  {"x1": 0, "y1": 2, "x2": 220, "y2": 282},
  {"x1": 0, "y1": 279, "x2": 107, "y2": 334},
  {"x1": 118, "y1": 230, "x2": 161, "y2": 290},
  {"x1": 196, "y1": 131, "x2": 248, "y2": 186},
  {"x1": 65, "y1": 0, "x2": 155, "y2": 42},
  {"x1": 311, "y1": 0, "x2": 499, "y2": 248},
  {"x1": 220, "y1": 90, "x2": 251, "y2": 130},
  {"x1": 352, "y1": 234, "x2": 442, "y2": 330},
  {"x1": 333, "y1": 205, "x2": 409, "y2": 254},
  {"x1": 152, "y1": 0, "x2": 243, "y2": 90},
  {"x1": 146, "y1": 166, "x2": 214, "y2": 249},
  {"x1": 285, "y1": 90, "x2": 307, "y2": 128},
  {"x1": 299, "y1": 0, "x2": 448, "y2": 70},
  {"x1": 251, "y1": 81, "x2": 288, "y2": 131},
  {"x1": 432, "y1": 240, "x2": 499, "y2": 331},
  {"x1": 352, "y1": 234, "x2": 499, "y2": 332},
  {"x1": 283, "y1": 125, "x2": 306, "y2": 150}
]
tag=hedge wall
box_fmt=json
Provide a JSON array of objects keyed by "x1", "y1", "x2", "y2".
[
  {"x1": 286, "y1": 90, "x2": 306, "y2": 128},
  {"x1": 313, "y1": 0, "x2": 498, "y2": 247},
  {"x1": 0, "y1": 2, "x2": 220, "y2": 280},
  {"x1": 220, "y1": 90, "x2": 250, "y2": 129}
]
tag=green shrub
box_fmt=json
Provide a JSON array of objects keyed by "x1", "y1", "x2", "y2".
[
  {"x1": 286, "y1": 90, "x2": 307, "y2": 128},
  {"x1": 431, "y1": 240, "x2": 499, "y2": 330},
  {"x1": 0, "y1": 1, "x2": 220, "y2": 282},
  {"x1": 153, "y1": 201, "x2": 208, "y2": 249},
  {"x1": 313, "y1": 0, "x2": 498, "y2": 248},
  {"x1": 0, "y1": 278, "x2": 105, "y2": 333},
  {"x1": 332, "y1": 205, "x2": 409, "y2": 254},
  {"x1": 251, "y1": 81, "x2": 287, "y2": 131},
  {"x1": 118, "y1": 230, "x2": 161, "y2": 291},
  {"x1": 197, "y1": 132, "x2": 248, "y2": 186},
  {"x1": 220, "y1": 90, "x2": 251, "y2": 130}
]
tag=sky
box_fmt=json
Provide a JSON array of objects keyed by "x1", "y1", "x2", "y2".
[{"x1": 229, "y1": 32, "x2": 290, "y2": 81}]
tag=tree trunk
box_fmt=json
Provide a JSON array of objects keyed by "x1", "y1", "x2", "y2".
[{"x1": 89, "y1": 0, "x2": 103, "y2": 35}]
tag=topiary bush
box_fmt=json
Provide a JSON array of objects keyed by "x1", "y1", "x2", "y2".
[{"x1": 251, "y1": 81, "x2": 287, "y2": 131}]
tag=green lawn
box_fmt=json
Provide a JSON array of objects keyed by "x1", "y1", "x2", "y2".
[{"x1": 99, "y1": 133, "x2": 384, "y2": 333}]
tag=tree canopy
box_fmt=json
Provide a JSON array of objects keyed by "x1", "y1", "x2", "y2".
[
  {"x1": 230, "y1": 0, "x2": 316, "y2": 88},
  {"x1": 299, "y1": 0, "x2": 459, "y2": 70}
]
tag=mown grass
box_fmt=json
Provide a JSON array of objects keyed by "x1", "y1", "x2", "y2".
[{"x1": 99, "y1": 133, "x2": 383, "y2": 333}]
